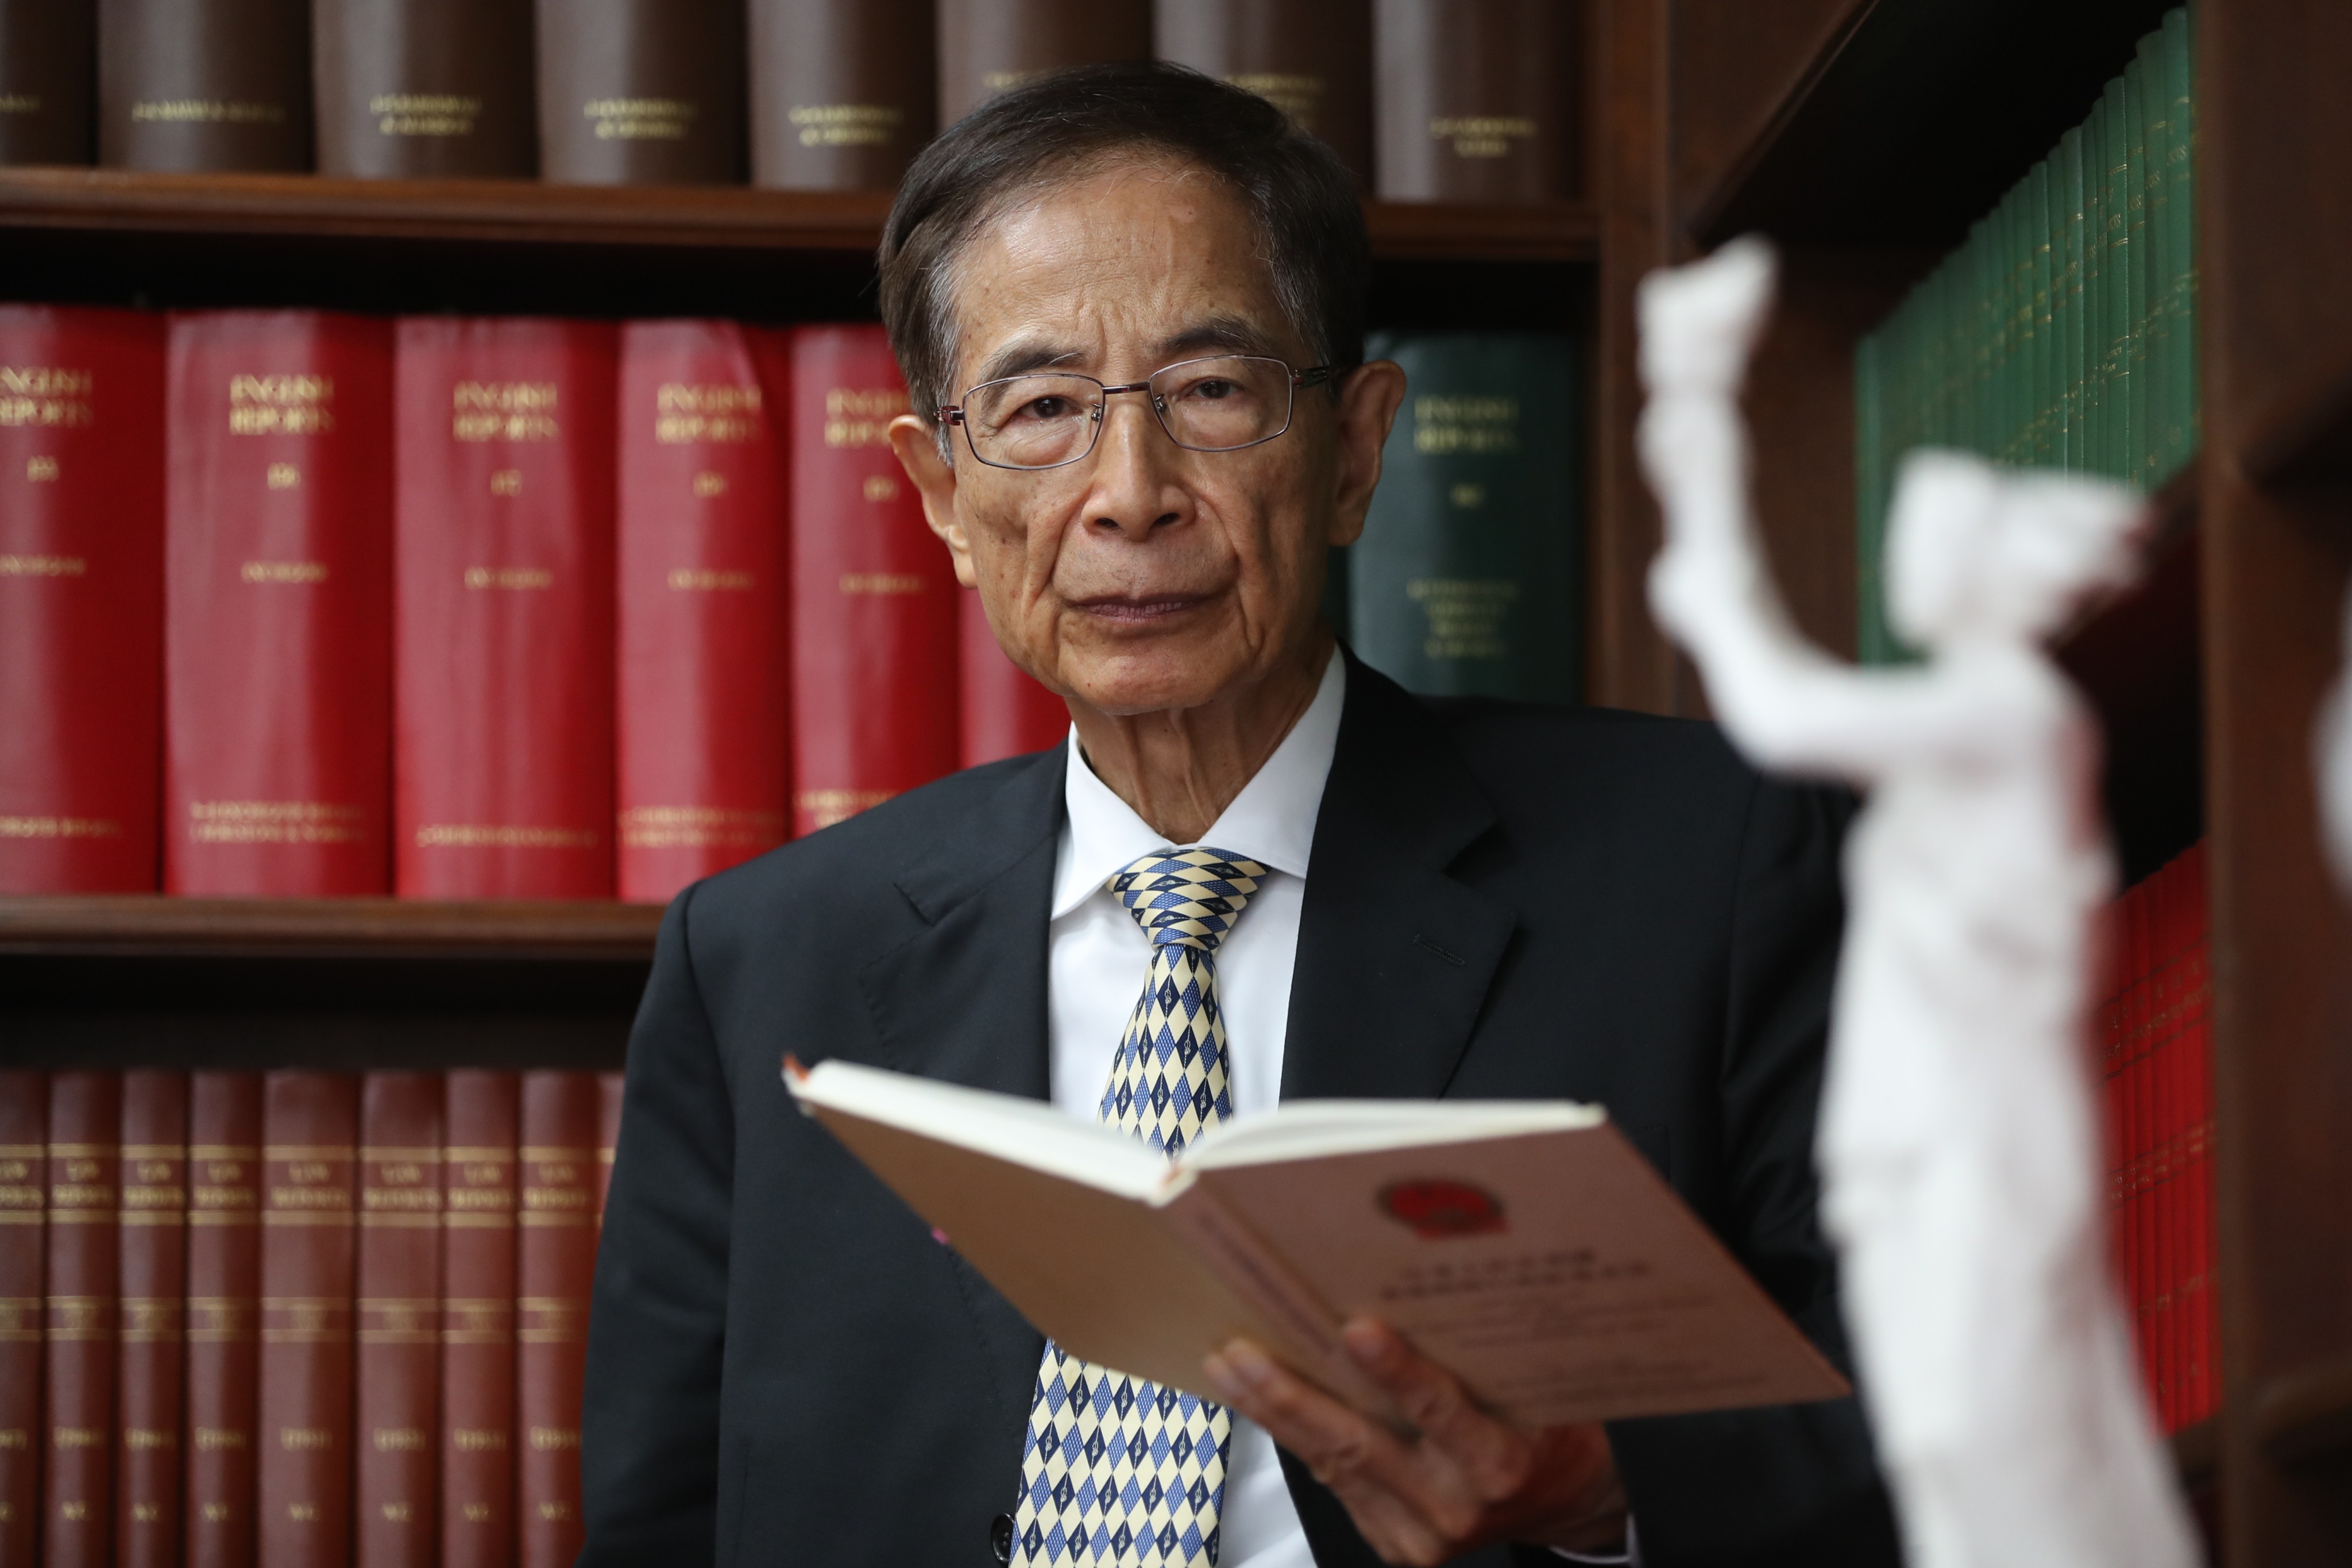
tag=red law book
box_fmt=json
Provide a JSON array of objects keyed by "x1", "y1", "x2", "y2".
[
  {"x1": 959, "y1": 590, "x2": 1067, "y2": 768},
  {"x1": 394, "y1": 318, "x2": 619, "y2": 898},
  {"x1": 615, "y1": 320, "x2": 791, "y2": 903},
  {"x1": 165, "y1": 311, "x2": 395, "y2": 895},
  {"x1": 787, "y1": 325, "x2": 960, "y2": 836},
  {"x1": 354, "y1": 1074, "x2": 443, "y2": 1568},
  {"x1": 594, "y1": 1072, "x2": 623, "y2": 1223},
  {"x1": 516, "y1": 1073, "x2": 598, "y2": 1568},
  {"x1": 2178, "y1": 842, "x2": 2215, "y2": 1425},
  {"x1": 117, "y1": 1071, "x2": 188, "y2": 1568},
  {"x1": 2158, "y1": 854, "x2": 2193, "y2": 1432},
  {"x1": 43, "y1": 1071, "x2": 120, "y2": 1567},
  {"x1": 0, "y1": 1073, "x2": 44, "y2": 1565},
  {"x1": 441, "y1": 1071, "x2": 518, "y2": 1568},
  {"x1": 0, "y1": 306, "x2": 166, "y2": 893},
  {"x1": 2123, "y1": 876, "x2": 2157, "y2": 1409},
  {"x1": 184, "y1": 1073, "x2": 263, "y2": 1568},
  {"x1": 257, "y1": 1072, "x2": 357, "y2": 1568}
]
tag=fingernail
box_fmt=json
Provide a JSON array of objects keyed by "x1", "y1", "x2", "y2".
[
  {"x1": 1342, "y1": 1319, "x2": 1387, "y2": 1363},
  {"x1": 1202, "y1": 1355, "x2": 1243, "y2": 1401},
  {"x1": 1223, "y1": 1342, "x2": 1276, "y2": 1388}
]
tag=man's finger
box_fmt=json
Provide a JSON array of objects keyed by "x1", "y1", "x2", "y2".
[
  {"x1": 1340, "y1": 1319, "x2": 1528, "y2": 1495},
  {"x1": 1204, "y1": 1342, "x2": 1419, "y2": 1485}
]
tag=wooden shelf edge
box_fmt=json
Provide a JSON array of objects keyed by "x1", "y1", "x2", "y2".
[
  {"x1": 0, "y1": 169, "x2": 1594, "y2": 264},
  {"x1": 2052, "y1": 456, "x2": 2202, "y2": 659},
  {"x1": 2238, "y1": 342, "x2": 2352, "y2": 485},
  {"x1": 2254, "y1": 1351, "x2": 2352, "y2": 1466},
  {"x1": 1684, "y1": 0, "x2": 1881, "y2": 246},
  {"x1": 0, "y1": 895, "x2": 663, "y2": 962}
]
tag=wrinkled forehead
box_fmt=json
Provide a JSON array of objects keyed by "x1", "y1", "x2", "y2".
[{"x1": 945, "y1": 157, "x2": 1301, "y2": 392}]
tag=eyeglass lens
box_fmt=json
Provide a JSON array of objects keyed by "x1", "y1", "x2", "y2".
[{"x1": 961, "y1": 356, "x2": 1296, "y2": 470}]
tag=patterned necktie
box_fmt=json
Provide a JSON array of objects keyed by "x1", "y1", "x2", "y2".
[{"x1": 1012, "y1": 846, "x2": 1270, "y2": 1566}]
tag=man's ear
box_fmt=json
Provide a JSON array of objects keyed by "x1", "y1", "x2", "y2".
[
  {"x1": 889, "y1": 413, "x2": 977, "y2": 588},
  {"x1": 1329, "y1": 360, "x2": 1406, "y2": 549}
]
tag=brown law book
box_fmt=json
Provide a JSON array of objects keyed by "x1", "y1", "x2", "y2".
[
  {"x1": 748, "y1": 0, "x2": 933, "y2": 191},
  {"x1": 98, "y1": 0, "x2": 310, "y2": 170},
  {"x1": 536, "y1": 0, "x2": 742, "y2": 185},
  {"x1": 313, "y1": 0, "x2": 535, "y2": 178},
  {"x1": 1154, "y1": 0, "x2": 1372, "y2": 184},
  {"x1": 440, "y1": 1071, "x2": 517, "y2": 1568},
  {"x1": 516, "y1": 1073, "x2": 597, "y2": 1568},
  {"x1": 44, "y1": 1072, "x2": 119, "y2": 1566},
  {"x1": 789, "y1": 1059, "x2": 1849, "y2": 1428},
  {"x1": 354, "y1": 1074, "x2": 442, "y2": 1568},
  {"x1": 0, "y1": 0, "x2": 94, "y2": 164},
  {"x1": 116, "y1": 1071, "x2": 188, "y2": 1568},
  {"x1": 184, "y1": 1073, "x2": 262, "y2": 1568},
  {"x1": 257, "y1": 1073, "x2": 357, "y2": 1568},
  {"x1": 1373, "y1": 0, "x2": 1575, "y2": 203},
  {"x1": 0, "y1": 1072, "x2": 43, "y2": 1565},
  {"x1": 936, "y1": 0, "x2": 1149, "y2": 126}
]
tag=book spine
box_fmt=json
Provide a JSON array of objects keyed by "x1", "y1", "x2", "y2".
[
  {"x1": 115, "y1": 1071, "x2": 187, "y2": 1568},
  {"x1": 594, "y1": 1073, "x2": 623, "y2": 1223},
  {"x1": 534, "y1": 0, "x2": 743, "y2": 185},
  {"x1": 441, "y1": 1071, "x2": 517, "y2": 1568},
  {"x1": 958, "y1": 590, "x2": 1067, "y2": 768},
  {"x1": 1373, "y1": 0, "x2": 1575, "y2": 202},
  {"x1": 935, "y1": 0, "x2": 1150, "y2": 125},
  {"x1": 748, "y1": 0, "x2": 934, "y2": 191},
  {"x1": 516, "y1": 1074, "x2": 597, "y2": 1568},
  {"x1": 2101, "y1": 76, "x2": 2132, "y2": 483},
  {"x1": 0, "y1": 1073, "x2": 43, "y2": 1566},
  {"x1": 2148, "y1": 857, "x2": 2180, "y2": 1431},
  {"x1": 97, "y1": 0, "x2": 310, "y2": 171},
  {"x1": 2057, "y1": 125, "x2": 2085, "y2": 474},
  {"x1": 2135, "y1": 34, "x2": 2172, "y2": 489},
  {"x1": 393, "y1": 316, "x2": 619, "y2": 898},
  {"x1": 2162, "y1": 8, "x2": 2196, "y2": 471},
  {"x1": 1351, "y1": 331, "x2": 1579, "y2": 701},
  {"x1": 787, "y1": 325, "x2": 961, "y2": 835},
  {"x1": 43, "y1": 1072, "x2": 119, "y2": 1567},
  {"x1": 165, "y1": 310, "x2": 395, "y2": 897},
  {"x1": 354, "y1": 1073, "x2": 442, "y2": 1568},
  {"x1": 2125, "y1": 59, "x2": 2151, "y2": 488},
  {"x1": 0, "y1": 305, "x2": 167, "y2": 894},
  {"x1": 0, "y1": 0, "x2": 94, "y2": 164},
  {"x1": 1153, "y1": 0, "x2": 1373, "y2": 184},
  {"x1": 2179, "y1": 839, "x2": 2214, "y2": 1425},
  {"x1": 257, "y1": 1072, "x2": 357, "y2": 1568},
  {"x1": 312, "y1": 0, "x2": 536, "y2": 177},
  {"x1": 615, "y1": 320, "x2": 790, "y2": 903},
  {"x1": 184, "y1": 1073, "x2": 262, "y2": 1568}
]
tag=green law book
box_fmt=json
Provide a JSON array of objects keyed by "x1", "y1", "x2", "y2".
[
  {"x1": 1989, "y1": 191, "x2": 2017, "y2": 463},
  {"x1": 2035, "y1": 156, "x2": 2063, "y2": 468},
  {"x1": 2010, "y1": 177, "x2": 2040, "y2": 464},
  {"x1": 2058, "y1": 124, "x2": 2087, "y2": 474},
  {"x1": 1854, "y1": 331, "x2": 1889, "y2": 665},
  {"x1": 2136, "y1": 32, "x2": 2173, "y2": 489},
  {"x1": 2102, "y1": 75, "x2": 2133, "y2": 482},
  {"x1": 1352, "y1": 333, "x2": 1579, "y2": 702},
  {"x1": 2124, "y1": 55, "x2": 2152, "y2": 488},
  {"x1": 2162, "y1": 5, "x2": 2196, "y2": 473},
  {"x1": 2080, "y1": 95, "x2": 2107, "y2": 479}
]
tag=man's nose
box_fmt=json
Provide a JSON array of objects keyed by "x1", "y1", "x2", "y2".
[{"x1": 1084, "y1": 392, "x2": 1184, "y2": 542}]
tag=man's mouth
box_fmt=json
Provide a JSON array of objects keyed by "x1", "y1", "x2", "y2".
[{"x1": 1071, "y1": 593, "x2": 1210, "y2": 625}]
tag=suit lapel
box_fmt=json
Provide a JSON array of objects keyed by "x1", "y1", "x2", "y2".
[{"x1": 1282, "y1": 656, "x2": 1517, "y2": 1104}]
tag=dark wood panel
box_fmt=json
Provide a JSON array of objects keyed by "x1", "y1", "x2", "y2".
[
  {"x1": 0, "y1": 895, "x2": 662, "y2": 961},
  {"x1": 1669, "y1": 0, "x2": 1856, "y2": 219},
  {"x1": 1686, "y1": 0, "x2": 2183, "y2": 248},
  {"x1": 2239, "y1": 342, "x2": 2352, "y2": 486}
]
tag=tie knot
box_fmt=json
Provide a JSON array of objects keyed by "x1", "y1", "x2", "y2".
[{"x1": 1110, "y1": 847, "x2": 1269, "y2": 951}]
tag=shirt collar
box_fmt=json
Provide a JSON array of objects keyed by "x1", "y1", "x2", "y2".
[{"x1": 1051, "y1": 647, "x2": 1346, "y2": 921}]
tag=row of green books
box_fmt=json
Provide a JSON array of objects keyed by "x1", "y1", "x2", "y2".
[{"x1": 1854, "y1": 6, "x2": 2196, "y2": 665}]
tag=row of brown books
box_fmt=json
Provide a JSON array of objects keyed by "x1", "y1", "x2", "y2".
[
  {"x1": 0, "y1": 1068, "x2": 621, "y2": 1568},
  {"x1": 0, "y1": 0, "x2": 1575, "y2": 202},
  {"x1": 1, "y1": 303, "x2": 1071, "y2": 905}
]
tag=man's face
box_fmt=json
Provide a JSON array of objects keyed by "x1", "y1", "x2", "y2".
[{"x1": 891, "y1": 159, "x2": 1396, "y2": 718}]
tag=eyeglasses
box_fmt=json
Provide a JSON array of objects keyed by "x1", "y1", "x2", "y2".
[{"x1": 936, "y1": 355, "x2": 1345, "y2": 472}]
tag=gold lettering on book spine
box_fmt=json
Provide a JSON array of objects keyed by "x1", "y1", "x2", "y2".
[
  {"x1": 230, "y1": 374, "x2": 334, "y2": 435},
  {"x1": 824, "y1": 388, "x2": 907, "y2": 448},
  {"x1": 452, "y1": 383, "x2": 558, "y2": 443},
  {"x1": 371, "y1": 94, "x2": 480, "y2": 138},
  {"x1": 583, "y1": 97, "x2": 696, "y2": 141},
  {"x1": 789, "y1": 103, "x2": 904, "y2": 147},
  {"x1": 0, "y1": 363, "x2": 94, "y2": 427}
]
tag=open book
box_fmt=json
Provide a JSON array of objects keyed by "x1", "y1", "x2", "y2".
[{"x1": 785, "y1": 1057, "x2": 1849, "y2": 1430}]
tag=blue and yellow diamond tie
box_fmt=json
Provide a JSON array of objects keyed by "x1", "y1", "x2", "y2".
[{"x1": 1011, "y1": 846, "x2": 1271, "y2": 1566}]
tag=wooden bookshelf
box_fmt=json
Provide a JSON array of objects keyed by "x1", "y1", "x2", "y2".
[{"x1": 0, "y1": 895, "x2": 662, "y2": 962}]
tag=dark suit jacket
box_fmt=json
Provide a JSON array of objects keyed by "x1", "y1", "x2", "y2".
[{"x1": 580, "y1": 655, "x2": 1902, "y2": 1568}]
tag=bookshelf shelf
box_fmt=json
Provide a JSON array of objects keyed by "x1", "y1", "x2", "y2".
[
  {"x1": 1687, "y1": 0, "x2": 2184, "y2": 249},
  {"x1": 0, "y1": 895, "x2": 662, "y2": 963},
  {"x1": 2237, "y1": 343, "x2": 2352, "y2": 485},
  {"x1": 2253, "y1": 1353, "x2": 2352, "y2": 1466}
]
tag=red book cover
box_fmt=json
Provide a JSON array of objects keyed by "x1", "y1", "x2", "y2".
[
  {"x1": 0, "y1": 1073, "x2": 44, "y2": 1565},
  {"x1": 184, "y1": 1073, "x2": 262, "y2": 1568},
  {"x1": 2095, "y1": 903, "x2": 2127, "y2": 1293},
  {"x1": 615, "y1": 319, "x2": 791, "y2": 903},
  {"x1": 165, "y1": 311, "x2": 395, "y2": 896},
  {"x1": 787, "y1": 325, "x2": 960, "y2": 836},
  {"x1": 959, "y1": 589, "x2": 1067, "y2": 768},
  {"x1": 2149, "y1": 859, "x2": 2183, "y2": 1430},
  {"x1": 43, "y1": 1071, "x2": 119, "y2": 1567},
  {"x1": 2178, "y1": 842, "x2": 2215, "y2": 1425},
  {"x1": 354, "y1": 1073, "x2": 442, "y2": 1568},
  {"x1": 0, "y1": 306, "x2": 166, "y2": 893},
  {"x1": 516, "y1": 1073, "x2": 598, "y2": 1568},
  {"x1": 393, "y1": 318, "x2": 619, "y2": 898},
  {"x1": 257, "y1": 1072, "x2": 357, "y2": 1568},
  {"x1": 594, "y1": 1072, "x2": 623, "y2": 1223},
  {"x1": 117, "y1": 1071, "x2": 187, "y2": 1568},
  {"x1": 441, "y1": 1071, "x2": 517, "y2": 1568},
  {"x1": 2123, "y1": 877, "x2": 2156, "y2": 1408}
]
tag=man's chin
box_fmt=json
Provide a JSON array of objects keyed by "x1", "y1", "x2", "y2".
[{"x1": 1060, "y1": 645, "x2": 1250, "y2": 720}]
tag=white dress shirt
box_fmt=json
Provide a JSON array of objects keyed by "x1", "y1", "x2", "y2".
[{"x1": 1044, "y1": 648, "x2": 1634, "y2": 1567}]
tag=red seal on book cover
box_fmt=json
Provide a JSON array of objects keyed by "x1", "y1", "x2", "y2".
[{"x1": 1378, "y1": 1179, "x2": 1508, "y2": 1239}]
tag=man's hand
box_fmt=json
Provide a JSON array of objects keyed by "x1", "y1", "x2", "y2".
[{"x1": 1203, "y1": 1320, "x2": 1627, "y2": 1567}]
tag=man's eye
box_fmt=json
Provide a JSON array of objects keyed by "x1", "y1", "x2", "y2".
[
  {"x1": 1181, "y1": 379, "x2": 1239, "y2": 401},
  {"x1": 1016, "y1": 396, "x2": 1079, "y2": 422}
]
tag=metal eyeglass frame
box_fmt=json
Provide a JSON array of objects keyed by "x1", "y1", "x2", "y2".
[{"x1": 933, "y1": 356, "x2": 1349, "y2": 471}]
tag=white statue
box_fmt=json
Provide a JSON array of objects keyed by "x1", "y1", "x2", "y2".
[
  {"x1": 1634, "y1": 238, "x2": 2200, "y2": 1568},
  {"x1": 2317, "y1": 584, "x2": 2352, "y2": 889}
]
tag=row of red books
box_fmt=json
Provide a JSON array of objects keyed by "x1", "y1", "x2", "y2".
[
  {"x1": 0, "y1": 1068, "x2": 620, "y2": 1568},
  {"x1": 2099, "y1": 840, "x2": 2216, "y2": 1435},
  {"x1": 0, "y1": 304, "x2": 1069, "y2": 905}
]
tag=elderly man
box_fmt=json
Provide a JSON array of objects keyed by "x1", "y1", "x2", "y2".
[{"x1": 582, "y1": 64, "x2": 1897, "y2": 1568}]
